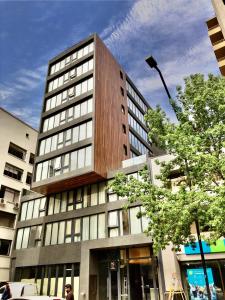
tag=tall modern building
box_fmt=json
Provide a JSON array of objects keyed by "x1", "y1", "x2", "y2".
[
  {"x1": 11, "y1": 34, "x2": 164, "y2": 300},
  {"x1": 0, "y1": 108, "x2": 37, "y2": 281},
  {"x1": 206, "y1": 0, "x2": 225, "y2": 76}
]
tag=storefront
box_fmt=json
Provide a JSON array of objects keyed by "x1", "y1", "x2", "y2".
[
  {"x1": 97, "y1": 246, "x2": 159, "y2": 300},
  {"x1": 179, "y1": 239, "x2": 225, "y2": 300}
]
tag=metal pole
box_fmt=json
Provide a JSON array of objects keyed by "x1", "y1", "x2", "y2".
[
  {"x1": 195, "y1": 219, "x2": 211, "y2": 300},
  {"x1": 154, "y1": 66, "x2": 172, "y2": 99}
]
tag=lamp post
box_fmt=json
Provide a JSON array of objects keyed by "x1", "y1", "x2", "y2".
[
  {"x1": 145, "y1": 55, "x2": 172, "y2": 100},
  {"x1": 145, "y1": 55, "x2": 212, "y2": 300}
]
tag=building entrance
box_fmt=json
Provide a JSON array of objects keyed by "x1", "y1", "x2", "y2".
[{"x1": 97, "y1": 246, "x2": 159, "y2": 300}]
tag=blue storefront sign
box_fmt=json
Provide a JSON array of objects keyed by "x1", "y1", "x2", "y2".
[{"x1": 187, "y1": 268, "x2": 217, "y2": 300}]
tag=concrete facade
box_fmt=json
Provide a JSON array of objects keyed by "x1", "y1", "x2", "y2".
[
  {"x1": 0, "y1": 108, "x2": 38, "y2": 281},
  {"x1": 206, "y1": 0, "x2": 225, "y2": 76}
]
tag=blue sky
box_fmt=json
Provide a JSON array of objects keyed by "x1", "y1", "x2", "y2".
[{"x1": 0, "y1": 0, "x2": 219, "y2": 129}]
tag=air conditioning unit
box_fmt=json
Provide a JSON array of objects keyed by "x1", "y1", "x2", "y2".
[
  {"x1": 0, "y1": 198, "x2": 5, "y2": 206},
  {"x1": 14, "y1": 202, "x2": 19, "y2": 210}
]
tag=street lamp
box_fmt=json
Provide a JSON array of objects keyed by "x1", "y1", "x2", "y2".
[
  {"x1": 145, "y1": 55, "x2": 172, "y2": 100},
  {"x1": 145, "y1": 55, "x2": 212, "y2": 300}
]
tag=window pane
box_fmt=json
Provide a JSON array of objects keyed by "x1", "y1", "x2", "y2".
[
  {"x1": 20, "y1": 202, "x2": 28, "y2": 221},
  {"x1": 99, "y1": 182, "x2": 106, "y2": 204},
  {"x1": 58, "y1": 221, "x2": 65, "y2": 244},
  {"x1": 79, "y1": 123, "x2": 86, "y2": 140},
  {"x1": 61, "y1": 193, "x2": 67, "y2": 213},
  {"x1": 45, "y1": 223, "x2": 52, "y2": 246},
  {"x1": 90, "y1": 215, "x2": 97, "y2": 240},
  {"x1": 45, "y1": 137, "x2": 52, "y2": 154},
  {"x1": 82, "y1": 217, "x2": 89, "y2": 241},
  {"x1": 72, "y1": 127, "x2": 79, "y2": 143},
  {"x1": 35, "y1": 163, "x2": 42, "y2": 182},
  {"x1": 98, "y1": 213, "x2": 105, "y2": 239},
  {"x1": 77, "y1": 148, "x2": 85, "y2": 169},
  {"x1": 108, "y1": 211, "x2": 118, "y2": 227},
  {"x1": 39, "y1": 197, "x2": 46, "y2": 217},
  {"x1": 39, "y1": 140, "x2": 46, "y2": 156},
  {"x1": 87, "y1": 98, "x2": 92, "y2": 113},
  {"x1": 86, "y1": 121, "x2": 92, "y2": 139},
  {"x1": 74, "y1": 219, "x2": 81, "y2": 242},
  {"x1": 70, "y1": 151, "x2": 77, "y2": 171},
  {"x1": 16, "y1": 229, "x2": 23, "y2": 249},
  {"x1": 48, "y1": 196, "x2": 54, "y2": 215},
  {"x1": 51, "y1": 222, "x2": 58, "y2": 245},
  {"x1": 54, "y1": 194, "x2": 61, "y2": 214},
  {"x1": 65, "y1": 221, "x2": 72, "y2": 243},
  {"x1": 51, "y1": 135, "x2": 57, "y2": 152},
  {"x1": 85, "y1": 146, "x2": 92, "y2": 167},
  {"x1": 26, "y1": 201, "x2": 34, "y2": 220},
  {"x1": 91, "y1": 184, "x2": 98, "y2": 206},
  {"x1": 21, "y1": 227, "x2": 30, "y2": 248},
  {"x1": 75, "y1": 83, "x2": 81, "y2": 96},
  {"x1": 42, "y1": 161, "x2": 49, "y2": 180},
  {"x1": 74, "y1": 104, "x2": 80, "y2": 119},
  {"x1": 88, "y1": 77, "x2": 93, "y2": 90},
  {"x1": 81, "y1": 80, "x2": 88, "y2": 93},
  {"x1": 80, "y1": 101, "x2": 87, "y2": 116},
  {"x1": 33, "y1": 199, "x2": 40, "y2": 219},
  {"x1": 129, "y1": 207, "x2": 142, "y2": 234}
]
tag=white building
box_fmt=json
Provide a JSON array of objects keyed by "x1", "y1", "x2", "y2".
[{"x1": 0, "y1": 108, "x2": 38, "y2": 281}]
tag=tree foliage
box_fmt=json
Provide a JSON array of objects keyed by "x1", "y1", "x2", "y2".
[{"x1": 110, "y1": 74, "x2": 225, "y2": 253}]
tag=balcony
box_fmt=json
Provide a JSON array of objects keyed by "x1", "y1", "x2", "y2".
[
  {"x1": 208, "y1": 24, "x2": 221, "y2": 36},
  {"x1": 213, "y1": 39, "x2": 225, "y2": 51}
]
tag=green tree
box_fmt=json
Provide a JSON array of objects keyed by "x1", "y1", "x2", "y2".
[{"x1": 110, "y1": 74, "x2": 225, "y2": 253}]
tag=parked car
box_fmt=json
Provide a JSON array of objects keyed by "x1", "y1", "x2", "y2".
[
  {"x1": 0, "y1": 283, "x2": 38, "y2": 299},
  {"x1": 9, "y1": 297, "x2": 64, "y2": 300}
]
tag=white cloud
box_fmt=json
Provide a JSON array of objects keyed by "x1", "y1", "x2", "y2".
[{"x1": 0, "y1": 65, "x2": 47, "y2": 103}]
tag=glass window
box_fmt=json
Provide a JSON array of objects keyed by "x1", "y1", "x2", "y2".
[
  {"x1": 56, "y1": 94, "x2": 62, "y2": 106},
  {"x1": 35, "y1": 164, "x2": 42, "y2": 182},
  {"x1": 129, "y1": 207, "x2": 142, "y2": 234},
  {"x1": 74, "y1": 219, "x2": 81, "y2": 242},
  {"x1": 65, "y1": 129, "x2": 72, "y2": 146},
  {"x1": 86, "y1": 121, "x2": 92, "y2": 138},
  {"x1": 82, "y1": 217, "x2": 89, "y2": 241},
  {"x1": 88, "y1": 77, "x2": 93, "y2": 90},
  {"x1": 20, "y1": 202, "x2": 28, "y2": 221},
  {"x1": 89, "y1": 59, "x2": 93, "y2": 70},
  {"x1": 63, "y1": 154, "x2": 70, "y2": 173},
  {"x1": 99, "y1": 182, "x2": 106, "y2": 204},
  {"x1": 48, "y1": 196, "x2": 54, "y2": 215},
  {"x1": 54, "y1": 113, "x2": 60, "y2": 128},
  {"x1": 76, "y1": 65, "x2": 82, "y2": 77},
  {"x1": 83, "y1": 61, "x2": 88, "y2": 74},
  {"x1": 16, "y1": 229, "x2": 23, "y2": 249},
  {"x1": 90, "y1": 215, "x2": 97, "y2": 240},
  {"x1": 56, "y1": 134, "x2": 63, "y2": 151},
  {"x1": 39, "y1": 140, "x2": 45, "y2": 156},
  {"x1": 65, "y1": 221, "x2": 72, "y2": 243},
  {"x1": 43, "y1": 119, "x2": 49, "y2": 132},
  {"x1": 33, "y1": 199, "x2": 40, "y2": 219},
  {"x1": 72, "y1": 127, "x2": 79, "y2": 143},
  {"x1": 26, "y1": 200, "x2": 34, "y2": 220},
  {"x1": 91, "y1": 184, "x2": 98, "y2": 206},
  {"x1": 51, "y1": 135, "x2": 57, "y2": 152},
  {"x1": 42, "y1": 161, "x2": 49, "y2": 180},
  {"x1": 74, "y1": 104, "x2": 80, "y2": 119},
  {"x1": 70, "y1": 151, "x2": 77, "y2": 171},
  {"x1": 98, "y1": 213, "x2": 105, "y2": 239},
  {"x1": 45, "y1": 223, "x2": 52, "y2": 246},
  {"x1": 21, "y1": 227, "x2": 30, "y2": 248},
  {"x1": 58, "y1": 221, "x2": 65, "y2": 244},
  {"x1": 79, "y1": 123, "x2": 86, "y2": 140},
  {"x1": 61, "y1": 193, "x2": 67, "y2": 213},
  {"x1": 51, "y1": 222, "x2": 58, "y2": 245},
  {"x1": 45, "y1": 137, "x2": 52, "y2": 154},
  {"x1": 39, "y1": 197, "x2": 46, "y2": 217},
  {"x1": 58, "y1": 76, "x2": 63, "y2": 87},
  {"x1": 46, "y1": 99, "x2": 51, "y2": 111},
  {"x1": 83, "y1": 45, "x2": 89, "y2": 56},
  {"x1": 60, "y1": 111, "x2": 66, "y2": 125},
  {"x1": 82, "y1": 80, "x2": 88, "y2": 93},
  {"x1": 77, "y1": 148, "x2": 85, "y2": 169},
  {"x1": 108, "y1": 211, "x2": 119, "y2": 237},
  {"x1": 87, "y1": 98, "x2": 92, "y2": 113},
  {"x1": 80, "y1": 101, "x2": 87, "y2": 116},
  {"x1": 75, "y1": 83, "x2": 81, "y2": 96},
  {"x1": 54, "y1": 194, "x2": 61, "y2": 214},
  {"x1": 85, "y1": 146, "x2": 92, "y2": 166}
]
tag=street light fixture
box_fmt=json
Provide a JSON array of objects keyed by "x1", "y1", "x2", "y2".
[
  {"x1": 145, "y1": 55, "x2": 172, "y2": 100},
  {"x1": 145, "y1": 55, "x2": 212, "y2": 300}
]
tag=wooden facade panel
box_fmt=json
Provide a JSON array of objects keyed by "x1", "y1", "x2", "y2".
[
  {"x1": 94, "y1": 35, "x2": 130, "y2": 177},
  {"x1": 32, "y1": 171, "x2": 104, "y2": 195}
]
